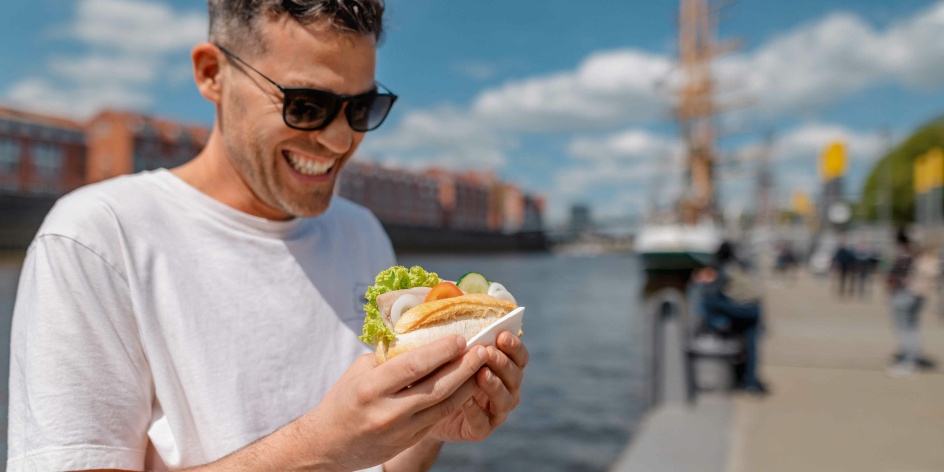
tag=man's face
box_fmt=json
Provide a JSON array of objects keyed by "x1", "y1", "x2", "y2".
[{"x1": 220, "y1": 16, "x2": 377, "y2": 219}]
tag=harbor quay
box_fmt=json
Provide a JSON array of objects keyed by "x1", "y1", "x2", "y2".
[{"x1": 612, "y1": 268, "x2": 944, "y2": 472}]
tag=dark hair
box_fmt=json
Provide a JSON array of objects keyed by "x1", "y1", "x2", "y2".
[
  {"x1": 896, "y1": 226, "x2": 910, "y2": 247},
  {"x1": 715, "y1": 240, "x2": 736, "y2": 265},
  {"x1": 208, "y1": 0, "x2": 385, "y2": 55}
]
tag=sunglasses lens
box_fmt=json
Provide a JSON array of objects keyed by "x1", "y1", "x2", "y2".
[
  {"x1": 284, "y1": 92, "x2": 337, "y2": 129},
  {"x1": 348, "y1": 94, "x2": 396, "y2": 132}
]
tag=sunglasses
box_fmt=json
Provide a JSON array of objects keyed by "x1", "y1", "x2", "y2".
[{"x1": 216, "y1": 44, "x2": 397, "y2": 132}]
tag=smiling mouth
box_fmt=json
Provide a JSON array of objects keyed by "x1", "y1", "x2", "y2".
[{"x1": 283, "y1": 150, "x2": 335, "y2": 176}]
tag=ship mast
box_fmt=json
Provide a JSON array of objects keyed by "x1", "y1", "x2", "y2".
[{"x1": 677, "y1": 0, "x2": 730, "y2": 223}]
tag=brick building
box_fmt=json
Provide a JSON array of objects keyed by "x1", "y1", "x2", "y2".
[
  {"x1": 338, "y1": 162, "x2": 443, "y2": 227},
  {"x1": 86, "y1": 110, "x2": 210, "y2": 184},
  {"x1": 339, "y1": 162, "x2": 543, "y2": 234},
  {"x1": 0, "y1": 103, "x2": 544, "y2": 249},
  {"x1": 0, "y1": 106, "x2": 86, "y2": 196}
]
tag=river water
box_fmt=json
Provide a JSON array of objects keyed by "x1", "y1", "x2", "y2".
[{"x1": 0, "y1": 251, "x2": 651, "y2": 471}]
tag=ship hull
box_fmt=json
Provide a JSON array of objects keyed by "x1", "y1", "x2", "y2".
[
  {"x1": 0, "y1": 194, "x2": 58, "y2": 250},
  {"x1": 383, "y1": 223, "x2": 547, "y2": 253}
]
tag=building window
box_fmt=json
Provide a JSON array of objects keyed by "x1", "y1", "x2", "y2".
[
  {"x1": 0, "y1": 137, "x2": 22, "y2": 175},
  {"x1": 31, "y1": 142, "x2": 64, "y2": 179},
  {"x1": 134, "y1": 137, "x2": 163, "y2": 172}
]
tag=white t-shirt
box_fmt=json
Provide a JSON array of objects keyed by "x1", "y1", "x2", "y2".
[{"x1": 7, "y1": 169, "x2": 394, "y2": 471}]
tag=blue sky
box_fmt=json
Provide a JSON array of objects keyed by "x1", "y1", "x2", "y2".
[{"x1": 2, "y1": 0, "x2": 944, "y2": 224}]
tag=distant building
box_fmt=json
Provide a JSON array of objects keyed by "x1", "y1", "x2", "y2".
[
  {"x1": 570, "y1": 204, "x2": 592, "y2": 234},
  {"x1": 86, "y1": 110, "x2": 209, "y2": 184},
  {"x1": 523, "y1": 195, "x2": 546, "y2": 232},
  {"x1": 0, "y1": 106, "x2": 86, "y2": 196},
  {"x1": 338, "y1": 162, "x2": 544, "y2": 234},
  {"x1": 337, "y1": 162, "x2": 442, "y2": 227},
  {"x1": 0, "y1": 103, "x2": 545, "y2": 249}
]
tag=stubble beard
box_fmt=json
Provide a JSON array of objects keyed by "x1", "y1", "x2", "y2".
[{"x1": 228, "y1": 128, "x2": 338, "y2": 219}]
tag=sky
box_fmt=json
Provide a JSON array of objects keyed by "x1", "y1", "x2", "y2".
[{"x1": 2, "y1": 0, "x2": 944, "y2": 226}]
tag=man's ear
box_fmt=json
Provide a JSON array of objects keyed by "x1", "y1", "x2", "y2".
[{"x1": 192, "y1": 42, "x2": 224, "y2": 104}]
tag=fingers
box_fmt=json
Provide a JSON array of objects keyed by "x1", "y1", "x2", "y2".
[
  {"x1": 478, "y1": 335, "x2": 527, "y2": 427},
  {"x1": 397, "y1": 345, "x2": 489, "y2": 410},
  {"x1": 458, "y1": 394, "x2": 493, "y2": 440},
  {"x1": 376, "y1": 335, "x2": 468, "y2": 393},
  {"x1": 476, "y1": 367, "x2": 515, "y2": 422},
  {"x1": 410, "y1": 376, "x2": 480, "y2": 429},
  {"x1": 484, "y1": 344, "x2": 524, "y2": 398},
  {"x1": 497, "y1": 331, "x2": 529, "y2": 369}
]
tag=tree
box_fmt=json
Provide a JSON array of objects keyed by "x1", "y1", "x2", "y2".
[{"x1": 860, "y1": 116, "x2": 944, "y2": 224}]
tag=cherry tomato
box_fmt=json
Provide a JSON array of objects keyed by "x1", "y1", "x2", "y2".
[{"x1": 424, "y1": 281, "x2": 464, "y2": 303}]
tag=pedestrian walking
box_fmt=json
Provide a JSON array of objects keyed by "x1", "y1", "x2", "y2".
[{"x1": 886, "y1": 230, "x2": 938, "y2": 377}]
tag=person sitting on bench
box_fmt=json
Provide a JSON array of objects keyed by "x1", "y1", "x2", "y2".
[{"x1": 695, "y1": 241, "x2": 770, "y2": 395}]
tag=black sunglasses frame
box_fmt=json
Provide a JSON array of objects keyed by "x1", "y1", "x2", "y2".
[{"x1": 215, "y1": 44, "x2": 397, "y2": 132}]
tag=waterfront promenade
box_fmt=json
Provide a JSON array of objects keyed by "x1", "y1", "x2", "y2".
[
  {"x1": 614, "y1": 269, "x2": 944, "y2": 472},
  {"x1": 729, "y1": 270, "x2": 944, "y2": 472}
]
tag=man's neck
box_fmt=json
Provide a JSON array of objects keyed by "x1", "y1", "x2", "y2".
[{"x1": 172, "y1": 127, "x2": 293, "y2": 221}]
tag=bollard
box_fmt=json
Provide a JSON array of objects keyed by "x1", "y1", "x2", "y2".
[{"x1": 647, "y1": 287, "x2": 691, "y2": 407}]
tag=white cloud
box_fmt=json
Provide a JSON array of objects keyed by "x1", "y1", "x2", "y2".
[
  {"x1": 358, "y1": 106, "x2": 510, "y2": 169},
  {"x1": 543, "y1": 122, "x2": 884, "y2": 223},
  {"x1": 472, "y1": 50, "x2": 673, "y2": 131},
  {"x1": 371, "y1": 1, "x2": 944, "y2": 186},
  {"x1": 541, "y1": 128, "x2": 683, "y2": 224},
  {"x1": 48, "y1": 55, "x2": 158, "y2": 85},
  {"x1": 557, "y1": 129, "x2": 682, "y2": 197},
  {"x1": 568, "y1": 129, "x2": 682, "y2": 162},
  {"x1": 719, "y1": 2, "x2": 944, "y2": 117},
  {"x1": 72, "y1": 0, "x2": 206, "y2": 54},
  {"x1": 480, "y1": 0, "x2": 944, "y2": 133},
  {"x1": 3, "y1": 0, "x2": 205, "y2": 119},
  {"x1": 722, "y1": 122, "x2": 885, "y2": 213},
  {"x1": 770, "y1": 123, "x2": 885, "y2": 165},
  {"x1": 6, "y1": 78, "x2": 152, "y2": 119}
]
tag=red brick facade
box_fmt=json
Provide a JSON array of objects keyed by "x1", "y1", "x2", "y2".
[
  {"x1": 0, "y1": 107, "x2": 86, "y2": 196},
  {"x1": 338, "y1": 162, "x2": 543, "y2": 233},
  {"x1": 0, "y1": 105, "x2": 543, "y2": 233},
  {"x1": 86, "y1": 110, "x2": 210, "y2": 184}
]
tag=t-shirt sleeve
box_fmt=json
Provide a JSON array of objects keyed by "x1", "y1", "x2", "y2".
[{"x1": 7, "y1": 235, "x2": 153, "y2": 471}]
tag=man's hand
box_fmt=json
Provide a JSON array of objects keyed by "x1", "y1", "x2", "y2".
[
  {"x1": 191, "y1": 333, "x2": 525, "y2": 472},
  {"x1": 428, "y1": 331, "x2": 529, "y2": 442},
  {"x1": 194, "y1": 335, "x2": 490, "y2": 472},
  {"x1": 302, "y1": 335, "x2": 490, "y2": 471}
]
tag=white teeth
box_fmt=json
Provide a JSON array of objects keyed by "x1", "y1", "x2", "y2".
[{"x1": 285, "y1": 151, "x2": 333, "y2": 176}]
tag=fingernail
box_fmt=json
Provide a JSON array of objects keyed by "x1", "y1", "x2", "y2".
[
  {"x1": 477, "y1": 346, "x2": 488, "y2": 361},
  {"x1": 485, "y1": 369, "x2": 494, "y2": 383},
  {"x1": 456, "y1": 336, "x2": 466, "y2": 349}
]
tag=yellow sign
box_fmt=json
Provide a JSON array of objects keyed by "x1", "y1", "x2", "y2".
[
  {"x1": 792, "y1": 191, "x2": 812, "y2": 216},
  {"x1": 915, "y1": 152, "x2": 930, "y2": 194},
  {"x1": 927, "y1": 148, "x2": 944, "y2": 190},
  {"x1": 820, "y1": 141, "x2": 846, "y2": 181}
]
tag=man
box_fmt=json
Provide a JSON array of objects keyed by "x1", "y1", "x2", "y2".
[
  {"x1": 697, "y1": 241, "x2": 769, "y2": 395},
  {"x1": 886, "y1": 229, "x2": 938, "y2": 377},
  {"x1": 831, "y1": 236, "x2": 857, "y2": 298},
  {"x1": 7, "y1": 1, "x2": 528, "y2": 470}
]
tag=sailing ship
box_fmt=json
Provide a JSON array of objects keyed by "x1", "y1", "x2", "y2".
[{"x1": 636, "y1": 0, "x2": 731, "y2": 273}]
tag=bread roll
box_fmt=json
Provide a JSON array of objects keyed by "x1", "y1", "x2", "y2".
[{"x1": 375, "y1": 294, "x2": 517, "y2": 364}]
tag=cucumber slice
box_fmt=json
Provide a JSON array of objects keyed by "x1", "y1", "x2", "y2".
[{"x1": 457, "y1": 272, "x2": 490, "y2": 294}]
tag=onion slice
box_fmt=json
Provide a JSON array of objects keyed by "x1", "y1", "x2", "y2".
[
  {"x1": 487, "y1": 282, "x2": 517, "y2": 305},
  {"x1": 390, "y1": 294, "x2": 422, "y2": 326}
]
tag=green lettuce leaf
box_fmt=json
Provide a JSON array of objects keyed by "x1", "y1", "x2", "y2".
[{"x1": 359, "y1": 265, "x2": 441, "y2": 345}]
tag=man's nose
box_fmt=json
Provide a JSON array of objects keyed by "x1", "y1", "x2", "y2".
[{"x1": 311, "y1": 107, "x2": 354, "y2": 155}]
